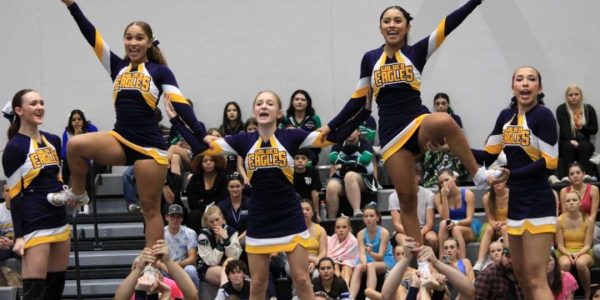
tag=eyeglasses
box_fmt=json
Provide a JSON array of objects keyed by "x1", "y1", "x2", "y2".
[{"x1": 502, "y1": 248, "x2": 511, "y2": 258}]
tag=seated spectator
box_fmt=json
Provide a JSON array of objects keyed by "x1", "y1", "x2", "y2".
[
  {"x1": 548, "y1": 251, "x2": 578, "y2": 300},
  {"x1": 327, "y1": 216, "x2": 358, "y2": 286},
  {"x1": 349, "y1": 203, "x2": 394, "y2": 299},
  {"x1": 165, "y1": 100, "x2": 195, "y2": 211},
  {"x1": 219, "y1": 102, "x2": 245, "y2": 176},
  {"x1": 326, "y1": 129, "x2": 378, "y2": 218},
  {"x1": 0, "y1": 182, "x2": 15, "y2": 262},
  {"x1": 215, "y1": 258, "x2": 250, "y2": 300},
  {"x1": 163, "y1": 204, "x2": 199, "y2": 290},
  {"x1": 434, "y1": 168, "x2": 479, "y2": 258},
  {"x1": 555, "y1": 190, "x2": 594, "y2": 299},
  {"x1": 122, "y1": 166, "x2": 141, "y2": 213},
  {"x1": 421, "y1": 92, "x2": 467, "y2": 188},
  {"x1": 380, "y1": 240, "x2": 474, "y2": 300},
  {"x1": 61, "y1": 109, "x2": 102, "y2": 214},
  {"x1": 358, "y1": 115, "x2": 377, "y2": 145},
  {"x1": 218, "y1": 175, "x2": 250, "y2": 245},
  {"x1": 474, "y1": 246, "x2": 523, "y2": 300},
  {"x1": 113, "y1": 240, "x2": 198, "y2": 300},
  {"x1": 197, "y1": 205, "x2": 242, "y2": 286},
  {"x1": 389, "y1": 163, "x2": 437, "y2": 249},
  {"x1": 244, "y1": 117, "x2": 258, "y2": 133},
  {"x1": 559, "y1": 162, "x2": 599, "y2": 221},
  {"x1": 293, "y1": 149, "x2": 322, "y2": 222},
  {"x1": 313, "y1": 257, "x2": 350, "y2": 300},
  {"x1": 301, "y1": 200, "x2": 327, "y2": 276},
  {"x1": 186, "y1": 154, "x2": 227, "y2": 233},
  {"x1": 555, "y1": 84, "x2": 598, "y2": 179},
  {"x1": 474, "y1": 179, "x2": 509, "y2": 271},
  {"x1": 440, "y1": 238, "x2": 474, "y2": 285},
  {"x1": 60, "y1": 109, "x2": 99, "y2": 185},
  {"x1": 483, "y1": 240, "x2": 504, "y2": 270},
  {"x1": 280, "y1": 89, "x2": 322, "y2": 166},
  {"x1": 591, "y1": 284, "x2": 600, "y2": 299}
]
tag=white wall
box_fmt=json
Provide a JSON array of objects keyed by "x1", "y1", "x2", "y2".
[{"x1": 0, "y1": 0, "x2": 599, "y2": 178}]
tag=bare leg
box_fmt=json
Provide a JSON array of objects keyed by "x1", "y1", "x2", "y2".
[
  {"x1": 67, "y1": 132, "x2": 127, "y2": 195},
  {"x1": 349, "y1": 264, "x2": 365, "y2": 299},
  {"x1": 509, "y1": 232, "x2": 554, "y2": 300},
  {"x1": 287, "y1": 246, "x2": 315, "y2": 300},
  {"x1": 366, "y1": 262, "x2": 387, "y2": 290},
  {"x1": 477, "y1": 226, "x2": 495, "y2": 262},
  {"x1": 576, "y1": 254, "x2": 593, "y2": 299},
  {"x1": 326, "y1": 180, "x2": 343, "y2": 218},
  {"x1": 248, "y1": 253, "x2": 270, "y2": 299},
  {"x1": 344, "y1": 171, "x2": 366, "y2": 211},
  {"x1": 384, "y1": 150, "x2": 422, "y2": 244},
  {"x1": 418, "y1": 113, "x2": 478, "y2": 175},
  {"x1": 135, "y1": 159, "x2": 168, "y2": 246}
]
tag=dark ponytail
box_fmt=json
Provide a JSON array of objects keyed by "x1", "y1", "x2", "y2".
[{"x1": 7, "y1": 89, "x2": 34, "y2": 140}]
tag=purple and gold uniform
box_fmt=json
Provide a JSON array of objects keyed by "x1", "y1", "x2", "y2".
[
  {"x1": 2, "y1": 132, "x2": 69, "y2": 249},
  {"x1": 474, "y1": 104, "x2": 558, "y2": 235},
  {"x1": 328, "y1": 0, "x2": 482, "y2": 161},
  {"x1": 171, "y1": 116, "x2": 331, "y2": 254},
  {"x1": 66, "y1": 3, "x2": 205, "y2": 165}
]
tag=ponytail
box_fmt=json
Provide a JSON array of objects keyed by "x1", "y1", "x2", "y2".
[
  {"x1": 147, "y1": 43, "x2": 167, "y2": 66},
  {"x1": 7, "y1": 89, "x2": 34, "y2": 140}
]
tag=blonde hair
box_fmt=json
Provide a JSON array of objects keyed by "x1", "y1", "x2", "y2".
[
  {"x1": 564, "y1": 84, "x2": 586, "y2": 136},
  {"x1": 201, "y1": 205, "x2": 225, "y2": 228}
]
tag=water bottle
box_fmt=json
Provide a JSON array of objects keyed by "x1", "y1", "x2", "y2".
[{"x1": 319, "y1": 200, "x2": 327, "y2": 221}]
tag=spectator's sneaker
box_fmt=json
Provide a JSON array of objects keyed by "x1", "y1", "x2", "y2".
[
  {"x1": 560, "y1": 176, "x2": 571, "y2": 184},
  {"x1": 473, "y1": 167, "x2": 502, "y2": 190},
  {"x1": 583, "y1": 174, "x2": 596, "y2": 183},
  {"x1": 128, "y1": 204, "x2": 142, "y2": 214},
  {"x1": 47, "y1": 186, "x2": 89, "y2": 206},
  {"x1": 473, "y1": 260, "x2": 485, "y2": 272},
  {"x1": 590, "y1": 153, "x2": 600, "y2": 166}
]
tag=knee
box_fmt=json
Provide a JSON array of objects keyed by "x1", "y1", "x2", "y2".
[
  {"x1": 425, "y1": 232, "x2": 438, "y2": 246},
  {"x1": 343, "y1": 172, "x2": 360, "y2": 183},
  {"x1": 576, "y1": 258, "x2": 591, "y2": 271},
  {"x1": 396, "y1": 192, "x2": 418, "y2": 211},
  {"x1": 290, "y1": 270, "x2": 311, "y2": 287},
  {"x1": 67, "y1": 135, "x2": 85, "y2": 153},
  {"x1": 451, "y1": 226, "x2": 463, "y2": 237}
]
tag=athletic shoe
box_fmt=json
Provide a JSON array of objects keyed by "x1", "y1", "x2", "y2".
[
  {"x1": 79, "y1": 204, "x2": 89, "y2": 215},
  {"x1": 128, "y1": 204, "x2": 142, "y2": 214},
  {"x1": 472, "y1": 260, "x2": 485, "y2": 272},
  {"x1": 560, "y1": 176, "x2": 571, "y2": 184},
  {"x1": 548, "y1": 175, "x2": 560, "y2": 184},
  {"x1": 47, "y1": 186, "x2": 90, "y2": 206}
]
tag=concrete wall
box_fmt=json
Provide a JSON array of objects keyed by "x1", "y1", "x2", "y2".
[{"x1": 0, "y1": 0, "x2": 598, "y2": 177}]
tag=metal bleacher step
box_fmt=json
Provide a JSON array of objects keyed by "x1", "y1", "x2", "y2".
[
  {"x1": 68, "y1": 249, "x2": 140, "y2": 268},
  {"x1": 73, "y1": 222, "x2": 144, "y2": 240},
  {"x1": 63, "y1": 278, "x2": 122, "y2": 298}
]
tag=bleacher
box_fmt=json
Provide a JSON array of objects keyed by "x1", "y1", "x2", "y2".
[{"x1": 44, "y1": 166, "x2": 599, "y2": 299}]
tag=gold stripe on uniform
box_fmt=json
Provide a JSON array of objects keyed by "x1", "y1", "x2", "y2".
[{"x1": 109, "y1": 131, "x2": 169, "y2": 165}]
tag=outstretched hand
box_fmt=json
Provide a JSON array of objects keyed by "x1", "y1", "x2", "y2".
[{"x1": 316, "y1": 125, "x2": 331, "y2": 143}]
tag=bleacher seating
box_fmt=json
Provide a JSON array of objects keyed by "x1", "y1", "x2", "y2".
[{"x1": 57, "y1": 167, "x2": 599, "y2": 299}]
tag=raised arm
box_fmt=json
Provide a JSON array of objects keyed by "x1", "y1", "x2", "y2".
[
  {"x1": 61, "y1": 0, "x2": 124, "y2": 76},
  {"x1": 409, "y1": 0, "x2": 483, "y2": 70}
]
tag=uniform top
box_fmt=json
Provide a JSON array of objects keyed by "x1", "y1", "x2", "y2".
[
  {"x1": 475, "y1": 104, "x2": 558, "y2": 185},
  {"x1": 328, "y1": 0, "x2": 482, "y2": 147},
  {"x1": 67, "y1": 3, "x2": 205, "y2": 149},
  {"x1": 2, "y1": 132, "x2": 64, "y2": 237}
]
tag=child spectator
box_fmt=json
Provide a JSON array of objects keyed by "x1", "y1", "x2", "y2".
[
  {"x1": 163, "y1": 204, "x2": 199, "y2": 290},
  {"x1": 293, "y1": 148, "x2": 322, "y2": 222}
]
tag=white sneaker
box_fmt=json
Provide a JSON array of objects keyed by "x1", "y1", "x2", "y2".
[
  {"x1": 473, "y1": 167, "x2": 501, "y2": 189},
  {"x1": 473, "y1": 260, "x2": 485, "y2": 272},
  {"x1": 128, "y1": 204, "x2": 142, "y2": 214},
  {"x1": 548, "y1": 175, "x2": 560, "y2": 184},
  {"x1": 590, "y1": 152, "x2": 600, "y2": 166},
  {"x1": 47, "y1": 186, "x2": 89, "y2": 206},
  {"x1": 560, "y1": 176, "x2": 571, "y2": 184}
]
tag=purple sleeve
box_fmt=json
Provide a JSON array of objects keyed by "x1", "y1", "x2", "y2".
[
  {"x1": 170, "y1": 117, "x2": 209, "y2": 154},
  {"x1": 67, "y1": 3, "x2": 124, "y2": 77}
]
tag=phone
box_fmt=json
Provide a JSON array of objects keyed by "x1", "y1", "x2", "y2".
[{"x1": 417, "y1": 261, "x2": 431, "y2": 279}]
